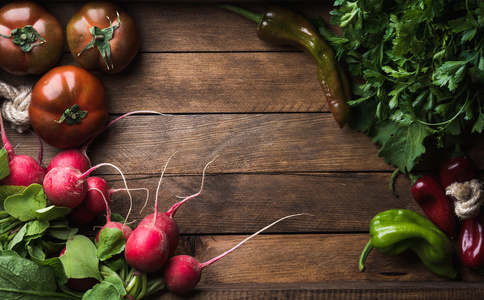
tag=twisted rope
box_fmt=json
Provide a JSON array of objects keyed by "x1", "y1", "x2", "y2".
[
  {"x1": 0, "y1": 81, "x2": 32, "y2": 133},
  {"x1": 446, "y1": 179, "x2": 483, "y2": 219}
]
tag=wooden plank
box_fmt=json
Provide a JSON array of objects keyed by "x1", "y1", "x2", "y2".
[
  {"x1": 100, "y1": 52, "x2": 329, "y2": 114},
  {"x1": 3, "y1": 114, "x2": 477, "y2": 175},
  {"x1": 2, "y1": 114, "x2": 392, "y2": 174},
  {"x1": 86, "y1": 114, "x2": 386, "y2": 174},
  {"x1": 146, "y1": 282, "x2": 484, "y2": 300},
  {"x1": 166, "y1": 234, "x2": 484, "y2": 284},
  {"x1": 1, "y1": 51, "x2": 337, "y2": 114},
  {"x1": 93, "y1": 172, "x2": 419, "y2": 234}
]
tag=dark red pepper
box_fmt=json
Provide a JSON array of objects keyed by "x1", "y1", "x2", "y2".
[
  {"x1": 439, "y1": 155, "x2": 475, "y2": 189},
  {"x1": 440, "y1": 155, "x2": 484, "y2": 268},
  {"x1": 460, "y1": 211, "x2": 484, "y2": 268},
  {"x1": 439, "y1": 155, "x2": 476, "y2": 216},
  {"x1": 410, "y1": 174, "x2": 455, "y2": 237}
]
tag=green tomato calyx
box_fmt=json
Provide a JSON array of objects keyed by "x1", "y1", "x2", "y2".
[
  {"x1": 55, "y1": 104, "x2": 88, "y2": 125},
  {"x1": 77, "y1": 11, "x2": 121, "y2": 71},
  {"x1": 0, "y1": 25, "x2": 45, "y2": 52}
]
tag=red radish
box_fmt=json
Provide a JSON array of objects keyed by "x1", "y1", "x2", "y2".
[
  {"x1": 137, "y1": 213, "x2": 179, "y2": 257},
  {"x1": 47, "y1": 111, "x2": 165, "y2": 173},
  {"x1": 138, "y1": 157, "x2": 215, "y2": 256},
  {"x1": 124, "y1": 154, "x2": 178, "y2": 274},
  {"x1": 70, "y1": 177, "x2": 148, "y2": 225},
  {"x1": 84, "y1": 176, "x2": 149, "y2": 214},
  {"x1": 84, "y1": 176, "x2": 112, "y2": 213},
  {"x1": 43, "y1": 162, "x2": 131, "y2": 209},
  {"x1": 0, "y1": 111, "x2": 45, "y2": 186},
  {"x1": 96, "y1": 218, "x2": 133, "y2": 243},
  {"x1": 124, "y1": 223, "x2": 169, "y2": 273},
  {"x1": 47, "y1": 148, "x2": 91, "y2": 174},
  {"x1": 69, "y1": 202, "x2": 97, "y2": 225},
  {"x1": 43, "y1": 166, "x2": 89, "y2": 209},
  {"x1": 162, "y1": 213, "x2": 307, "y2": 295},
  {"x1": 0, "y1": 155, "x2": 45, "y2": 186}
]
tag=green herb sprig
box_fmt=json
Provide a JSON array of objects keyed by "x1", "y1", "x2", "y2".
[{"x1": 316, "y1": 0, "x2": 484, "y2": 174}]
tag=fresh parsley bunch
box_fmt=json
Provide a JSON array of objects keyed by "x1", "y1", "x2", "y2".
[{"x1": 316, "y1": 0, "x2": 484, "y2": 174}]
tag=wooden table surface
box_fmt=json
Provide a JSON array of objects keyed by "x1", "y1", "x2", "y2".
[{"x1": 2, "y1": 1, "x2": 484, "y2": 299}]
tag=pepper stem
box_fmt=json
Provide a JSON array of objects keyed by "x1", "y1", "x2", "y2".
[
  {"x1": 389, "y1": 168, "x2": 400, "y2": 197},
  {"x1": 407, "y1": 172, "x2": 420, "y2": 186},
  {"x1": 358, "y1": 239, "x2": 374, "y2": 272},
  {"x1": 218, "y1": 3, "x2": 263, "y2": 24}
]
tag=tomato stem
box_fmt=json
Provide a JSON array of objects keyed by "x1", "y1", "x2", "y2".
[
  {"x1": 0, "y1": 25, "x2": 45, "y2": 52},
  {"x1": 77, "y1": 11, "x2": 121, "y2": 70},
  {"x1": 55, "y1": 104, "x2": 88, "y2": 125}
]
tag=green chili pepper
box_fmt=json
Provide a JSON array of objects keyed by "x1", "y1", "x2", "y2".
[
  {"x1": 219, "y1": 4, "x2": 351, "y2": 128},
  {"x1": 359, "y1": 209, "x2": 456, "y2": 279}
]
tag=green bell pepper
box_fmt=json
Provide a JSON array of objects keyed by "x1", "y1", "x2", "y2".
[{"x1": 359, "y1": 209, "x2": 456, "y2": 279}]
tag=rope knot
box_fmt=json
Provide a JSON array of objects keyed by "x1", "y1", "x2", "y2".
[
  {"x1": 0, "y1": 82, "x2": 32, "y2": 133},
  {"x1": 446, "y1": 179, "x2": 483, "y2": 220}
]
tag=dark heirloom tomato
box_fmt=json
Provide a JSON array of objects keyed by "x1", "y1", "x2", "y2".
[
  {"x1": 66, "y1": 1, "x2": 140, "y2": 74},
  {"x1": 0, "y1": 1, "x2": 63, "y2": 75},
  {"x1": 28, "y1": 65, "x2": 109, "y2": 149}
]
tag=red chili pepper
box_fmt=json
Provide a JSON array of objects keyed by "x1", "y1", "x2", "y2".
[
  {"x1": 439, "y1": 156, "x2": 475, "y2": 189},
  {"x1": 460, "y1": 211, "x2": 484, "y2": 268},
  {"x1": 410, "y1": 174, "x2": 455, "y2": 237}
]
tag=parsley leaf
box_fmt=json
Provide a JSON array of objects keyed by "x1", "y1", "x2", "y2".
[
  {"x1": 318, "y1": 0, "x2": 484, "y2": 173},
  {"x1": 373, "y1": 120, "x2": 429, "y2": 173}
]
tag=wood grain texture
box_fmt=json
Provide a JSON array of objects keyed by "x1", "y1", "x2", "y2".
[
  {"x1": 169, "y1": 234, "x2": 484, "y2": 284},
  {"x1": 146, "y1": 282, "x2": 484, "y2": 300},
  {"x1": 4, "y1": 113, "x2": 461, "y2": 176},
  {"x1": 2, "y1": 114, "x2": 379, "y2": 172},
  {"x1": 2, "y1": 51, "x2": 334, "y2": 114},
  {"x1": 92, "y1": 172, "x2": 418, "y2": 234},
  {"x1": 0, "y1": 1, "x2": 482, "y2": 298}
]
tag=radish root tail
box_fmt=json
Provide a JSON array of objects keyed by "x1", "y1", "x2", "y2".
[
  {"x1": 199, "y1": 213, "x2": 311, "y2": 269},
  {"x1": 151, "y1": 152, "x2": 178, "y2": 220},
  {"x1": 166, "y1": 156, "x2": 218, "y2": 218}
]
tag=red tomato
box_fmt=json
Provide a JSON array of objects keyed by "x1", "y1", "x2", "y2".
[
  {"x1": 0, "y1": 1, "x2": 63, "y2": 75},
  {"x1": 66, "y1": 1, "x2": 140, "y2": 74},
  {"x1": 28, "y1": 65, "x2": 109, "y2": 149}
]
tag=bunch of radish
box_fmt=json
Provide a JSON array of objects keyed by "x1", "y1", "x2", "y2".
[
  {"x1": 124, "y1": 154, "x2": 213, "y2": 274},
  {"x1": 0, "y1": 108, "x2": 308, "y2": 297},
  {"x1": 115, "y1": 154, "x2": 308, "y2": 295}
]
